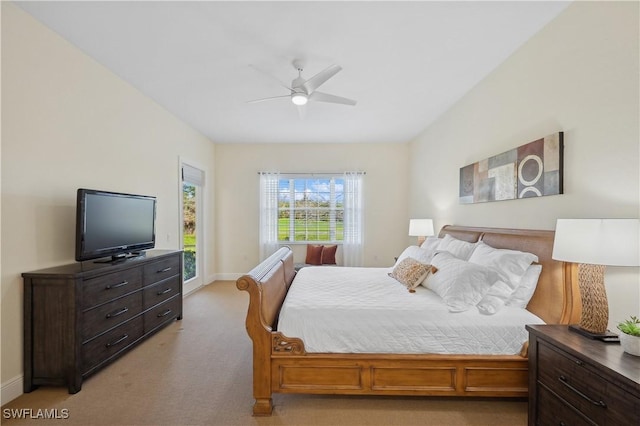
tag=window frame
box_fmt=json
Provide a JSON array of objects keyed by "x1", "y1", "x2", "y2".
[{"x1": 277, "y1": 175, "x2": 345, "y2": 244}]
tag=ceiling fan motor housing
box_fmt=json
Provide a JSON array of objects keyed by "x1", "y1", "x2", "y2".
[{"x1": 292, "y1": 75, "x2": 307, "y2": 92}]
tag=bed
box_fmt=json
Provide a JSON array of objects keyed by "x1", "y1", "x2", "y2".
[{"x1": 236, "y1": 225, "x2": 581, "y2": 416}]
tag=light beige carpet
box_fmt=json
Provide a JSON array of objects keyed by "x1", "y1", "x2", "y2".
[{"x1": 2, "y1": 281, "x2": 527, "y2": 425}]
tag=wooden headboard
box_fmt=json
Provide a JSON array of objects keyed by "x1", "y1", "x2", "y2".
[{"x1": 438, "y1": 225, "x2": 581, "y2": 325}]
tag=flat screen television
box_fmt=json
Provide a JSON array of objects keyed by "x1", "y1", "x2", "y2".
[{"x1": 75, "y1": 188, "x2": 157, "y2": 262}]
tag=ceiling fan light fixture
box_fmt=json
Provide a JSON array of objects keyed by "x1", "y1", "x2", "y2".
[{"x1": 291, "y1": 92, "x2": 308, "y2": 106}]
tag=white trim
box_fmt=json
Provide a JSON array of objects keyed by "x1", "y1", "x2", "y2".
[
  {"x1": 182, "y1": 283, "x2": 204, "y2": 297},
  {"x1": 1, "y1": 374, "x2": 23, "y2": 406}
]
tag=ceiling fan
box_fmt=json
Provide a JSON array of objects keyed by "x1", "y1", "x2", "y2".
[{"x1": 248, "y1": 60, "x2": 357, "y2": 108}]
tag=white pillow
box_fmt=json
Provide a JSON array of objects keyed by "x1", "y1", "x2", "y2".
[
  {"x1": 394, "y1": 246, "x2": 433, "y2": 266},
  {"x1": 506, "y1": 264, "x2": 543, "y2": 308},
  {"x1": 424, "y1": 251, "x2": 500, "y2": 312},
  {"x1": 436, "y1": 234, "x2": 477, "y2": 260},
  {"x1": 476, "y1": 280, "x2": 515, "y2": 315},
  {"x1": 419, "y1": 236, "x2": 441, "y2": 259},
  {"x1": 468, "y1": 241, "x2": 538, "y2": 287}
]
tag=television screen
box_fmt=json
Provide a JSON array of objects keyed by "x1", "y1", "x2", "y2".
[{"x1": 76, "y1": 188, "x2": 156, "y2": 262}]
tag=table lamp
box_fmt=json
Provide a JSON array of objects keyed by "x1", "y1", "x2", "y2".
[
  {"x1": 552, "y1": 218, "x2": 640, "y2": 340},
  {"x1": 408, "y1": 219, "x2": 434, "y2": 246}
]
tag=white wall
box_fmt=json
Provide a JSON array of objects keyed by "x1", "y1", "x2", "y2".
[
  {"x1": 1, "y1": 3, "x2": 216, "y2": 404},
  {"x1": 408, "y1": 1, "x2": 640, "y2": 331},
  {"x1": 215, "y1": 142, "x2": 409, "y2": 276}
]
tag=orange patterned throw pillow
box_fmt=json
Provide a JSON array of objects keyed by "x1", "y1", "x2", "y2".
[
  {"x1": 388, "y1": 257, "x2": 434, "y2": 292},
  {"x1": 305, "y1": 244, "x2": 324, "y2": 265}
]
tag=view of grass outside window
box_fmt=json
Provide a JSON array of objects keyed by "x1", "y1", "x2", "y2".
[
  {"x1": 278, "y1": 177, "x2": 344, "y2": 242},
  {"x1": 183, "y1": 182, "x2": 196, "y2": 280}
]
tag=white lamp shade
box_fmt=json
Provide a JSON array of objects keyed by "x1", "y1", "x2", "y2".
[
  {"x1": 552, "y1": 218, "x2": 640, "y2": 266},
  {"x1": 408, "y1": 219, "x2": 434, "y2": 237}
]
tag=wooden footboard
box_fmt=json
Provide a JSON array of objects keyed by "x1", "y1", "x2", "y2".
[{"x1": 237, "y1": 226, "x2": 580, "y2": 416}]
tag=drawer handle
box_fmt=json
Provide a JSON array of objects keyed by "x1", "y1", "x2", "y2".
[
  {"x1": 105, "y1": 334, "x2": 129, "y2": 348},
  {"x1": 157, "y1": 267, "x2": 172, "y2": 273},
  {"x1": 157, "y1": 288, "x2": 173, "y2": 296},
  {"x1": 157, "y1": 309, "x2": 172, "y2": 318},
  {"x1": 106, "y1": 307, "x2": 129, "y2": 319},
  {"x1": 558, "y1": 376, "x2": 607, "y2": 408},
  {"x1": 106, "y1": 280, "x2": 128, "y2": 290}
]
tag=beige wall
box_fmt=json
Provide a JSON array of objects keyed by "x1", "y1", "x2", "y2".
[
  {"x1": 1, "y1": 3, "x2": 216, "y2": 403},
  {"x1": 215, "y1": 143, "x2": 409, "y2": 276},
  {"x1": 408, "y1": 1, "x2": 640, "y2": 331}
]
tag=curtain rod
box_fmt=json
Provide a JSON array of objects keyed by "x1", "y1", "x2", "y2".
[{"x1": 257, "y1": 171, "x2": 366, "y2": 175}]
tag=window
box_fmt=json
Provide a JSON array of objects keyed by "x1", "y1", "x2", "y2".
[
  {"x1": 278, "y1": 176, "x2": 344, "y2": 243},
  {"x1": 259, "y1": 171, "x2": 364, "y2": 265}
]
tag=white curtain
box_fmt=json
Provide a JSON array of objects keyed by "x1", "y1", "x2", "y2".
[
  {"x1": 259, "y1": 172, "x2": 280, "y2": 260},
  {"x1": 342, "y1": 172, "x2": 364, "y2": 266}
]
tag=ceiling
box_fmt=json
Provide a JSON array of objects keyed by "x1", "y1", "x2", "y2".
[{"x1": 15, "y1": 1, "x2": 570, "y2": 144}]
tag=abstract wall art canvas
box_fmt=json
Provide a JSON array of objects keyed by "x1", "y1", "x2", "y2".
[{"x1": 459, "y1": 132, "x2": 563, "y2": 204}]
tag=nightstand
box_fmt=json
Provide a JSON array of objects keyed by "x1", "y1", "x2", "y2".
[{"x1": 527, "y1": 324, "x2": 640, "y2": 425}]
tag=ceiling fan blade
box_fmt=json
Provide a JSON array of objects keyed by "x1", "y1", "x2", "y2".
[
  {"x1": 246, "y1": 94, "x2": 291, "y2": 104},
  {"x1": 297, "y1": 105, "x2": 306, "y2": 120},
  {"x1": 310, "y1": 91, "x2": 357, "y2": 106},
  {"x1": 249, "y1": 64, "x2": 292, "y2": 91},
  {"x1": 301, "y1": 64, "x2": 342, "y2": 93}
]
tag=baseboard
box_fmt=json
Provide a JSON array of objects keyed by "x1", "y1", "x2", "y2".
[
  {"x1": 213, "y1": 273, "x2": 243, "y2": 281},
  {"x1": 1, "y1": 374, "x2": 23, "y2": 406}
]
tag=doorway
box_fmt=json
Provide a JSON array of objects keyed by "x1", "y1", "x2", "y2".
[{"x1": 181, "y1": 162, "x2": 205, "y2": 295}]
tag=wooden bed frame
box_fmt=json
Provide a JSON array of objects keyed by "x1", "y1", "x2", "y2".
[{"x1": 236, "y1": 225, "x2": 581, "y2": 416}]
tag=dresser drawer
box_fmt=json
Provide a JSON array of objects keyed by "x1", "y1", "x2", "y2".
[
  {"x1": 82, "y1": 316, "x2": 143, "y2": 374},
  {"x1": 143, "y1": 256, "x2": 180, "y2": 285},
  {"x1": 82, "y1": 268, "x2": 142, "y2": 308},
  {"x1": 144, "y1": 295, "x2": 181, "y2": 333},
  {"x1": 143, "y1": 276, "x2": 181, "y2": 310},
  {"x1": 536, "y1": 383, "x2": 595, "y2": 426},
  {"x1": 537, "y1": 340, "x2": 638, "y2": 424},
  {"x1": 82, "y1": 291, "x2": 143, "y2": 341}
]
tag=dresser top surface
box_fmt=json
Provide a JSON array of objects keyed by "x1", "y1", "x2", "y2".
[
  {"x1": 22, "y1": 249, "x2": 182, "y2": 278},
  {"x1": 527, "y1": 324, "x2": 640, "y2": 391}
]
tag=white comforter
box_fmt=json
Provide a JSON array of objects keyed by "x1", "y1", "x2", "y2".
[{"x1": 277, "y1": 266, "x2": 544, "y2": 355}]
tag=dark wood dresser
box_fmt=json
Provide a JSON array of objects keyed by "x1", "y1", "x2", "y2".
[
  {"x1": 527, "y1": 324, "x2": 640, "y2": 425},
  {"x1": 23, "y1": 250, "x2": 183, "y2": 394}
]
